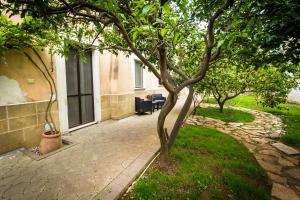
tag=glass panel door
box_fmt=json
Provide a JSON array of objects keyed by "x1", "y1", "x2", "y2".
[{"x1": 66, "y1": 49, "x2": 94, "y2": 128}]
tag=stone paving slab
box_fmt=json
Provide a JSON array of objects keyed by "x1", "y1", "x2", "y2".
[
  {"x1": 272, "y1": 142, "x2": 300, "y2": 155},
  {"x1": 187, "y1": 104, "x2": 300, "y2": 200},
  {"x1": 0, "y1": 92, "x2": 189, "y2": 200},
  {"x1": 96, "y1": 148, "x2": 158, "y2": 200},
  {"x1": 272, "y1": 183, "x2": 300, "y2": 200}
]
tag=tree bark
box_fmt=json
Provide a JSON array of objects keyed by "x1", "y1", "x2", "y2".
[
  {"x1": 168, "y1": 86, "x2": 194, "y2": 149},
  {"x1": 157, "y1": 92, "x2": 178, "y2": 161},
  {"x1": 219, "y1": 101, "x2": 225, "y2": 113}
]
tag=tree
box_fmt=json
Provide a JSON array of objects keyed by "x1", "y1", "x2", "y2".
[
  {"x1": 254, "y1": 67, "x2": 298, "y2": 108},
  {"x1": 257, "y1": 0, "x2": 300, "y2": 64},
  {"x1": 195, "y1": 63, "x2": 255, "y2": 113},
  {"x1": 3, "y1": 0, "x2": 294, "y2": 161},
  {"x1": 195, "y1": 61, "x2": 298, "y2": 112}
]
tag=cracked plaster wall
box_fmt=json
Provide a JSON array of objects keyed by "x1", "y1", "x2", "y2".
[{"x1": 0, "y1": 49, "x2": 54, "y2": 106}]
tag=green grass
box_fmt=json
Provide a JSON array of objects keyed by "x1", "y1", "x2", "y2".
[
  {"x1": 204, "y1": 96, "x2": 300, "y2": 147},
  {"x1": 196, "y1": 107, "x2": 255, "y2": 123},
  {"x1": 205, "y1": 96, "x2": 261, "y2": 110},
  {"x1": 128, "y1": 126, "x2": 270, "y2": 200}
]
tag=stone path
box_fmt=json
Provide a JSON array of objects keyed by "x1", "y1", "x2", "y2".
[
  {"x1": 186, "y1": 104, "x2": 300, "y2": 200},
  {"x1": 0, "y1": 92, "x2": 189, "y2": 200}
]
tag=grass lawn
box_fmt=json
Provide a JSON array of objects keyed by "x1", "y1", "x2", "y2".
[
  {"x1": 195, "y1": 107, "x2": 255, "y2": 123},
  {"x1": 204, "y1": 96, "x2": 300, "y2": 148},
  {"x1": 128, "y1": 126, "x2": 270, "y2": 200}
]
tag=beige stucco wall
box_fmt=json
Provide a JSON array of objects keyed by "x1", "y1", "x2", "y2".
[
  {"x1": 288, "y1": 88, "x2": 300, "y2": 104},
  {"x1": 100, "y1": 51, "x2": 161, "y2": 95},
  {"x1": 0, "y1": 15, "x2": 54, "y2": 105},
  {"x1": 0, "y1": 49, "x2": 55, "y2": 105},
  {"x1": 100, "y1": 51, "x2": 134, "y2": 95},
  {"x1": 99, "y1": 51, "x2": 166, "y2": 121},
  {"x1": 100, "y1": 88, "x2": 167, "y2": 121}
]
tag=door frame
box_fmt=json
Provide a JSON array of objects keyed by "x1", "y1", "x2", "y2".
[{"x1": 55, "y1": 49, "x2": 101, "y2": 133}]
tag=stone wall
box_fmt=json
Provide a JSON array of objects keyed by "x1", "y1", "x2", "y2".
[
  {"x1": 100, "y1": 88, "x2": 167, "y2": 121},
  {"x1": 0, "y1": 101, "x2": 59, "y2": 154}
]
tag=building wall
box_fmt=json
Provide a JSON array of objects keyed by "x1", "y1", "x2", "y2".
[
  {"x1": 0, "y1": 47, "x2": 165, "y2": 154},
  {"x1": 0, "y1": 49, "x2": 55, "y2": 105},
  {"x1": 100, "y1": 88, "x2": 167, "y2": 121},
  {"x1": 0, "y1": 48, "x2": 60, "y2": 154},
  {"x1": 99, "y1": 51, "x2": 166, "y2": 121},
  {"x1": 100, "y1": 51, "x2": 135, "y2": 95},
  {"x1": 287, "y1": 89, "x2": 300, "y2": 104},
  {"x1": 0, "y1": 101, "x2": 59, "y2": 154}
]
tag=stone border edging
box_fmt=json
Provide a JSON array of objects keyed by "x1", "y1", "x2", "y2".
[
  {"x1": 186, "y1": 104, "x2": 300, "y2": 200},
  {"x1": 93, "y1": 147, "x2": 160, "y2": 200}
]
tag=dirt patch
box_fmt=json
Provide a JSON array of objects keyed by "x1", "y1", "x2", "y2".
[
  {"x1": 151, "y1": 155, "x2": 181, "y2": 175},
  {"x1": 199, "y1": 191, "x2": 212, "y2": 200},
  {"x1": 20, "y1": 138, "x2": 77, "y2": 161}
]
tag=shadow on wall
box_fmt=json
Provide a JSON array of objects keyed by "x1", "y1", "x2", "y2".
[{"x1": 0, "y1": 75, "x2": 26, "y2": 106}]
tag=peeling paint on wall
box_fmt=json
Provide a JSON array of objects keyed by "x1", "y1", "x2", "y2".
[{"x1": 0, "y1": 75, "x2": 26, "y2": 106}]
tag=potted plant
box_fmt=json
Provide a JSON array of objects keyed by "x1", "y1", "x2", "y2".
[
  {"x1": 24, "y1": 48, "x2": 62, "y2": 155},
  {"x1": 1, "y1": 16, "x2": 63, "y2": 155}
]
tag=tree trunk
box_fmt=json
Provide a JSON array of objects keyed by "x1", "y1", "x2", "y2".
[
  {"x1": 191, "y1": 94, "x2": 199, "y2": 116},
  {"x1": 168, "y1": 86, "x2": 194, "y2": 149},
  {"x1": 157, "y1": 92, "x2": 178, "y2": 161},
  {"x1": 219, "y1": 102, "x2": 225, "y2": 113}
]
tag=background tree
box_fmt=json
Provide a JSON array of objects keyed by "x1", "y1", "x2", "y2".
[
  {"x1": 254, "y1": 67, "x2": 298, "y2": 108},
  {"x1": 257, "y1": 0, "x2": 300, "y2": 65},
  {"x1": 195, "y1": 61, "x2": 298, "y2": 112},
  {"x1": 195, "y1": 63, "x2": 255, "y2": 113}
]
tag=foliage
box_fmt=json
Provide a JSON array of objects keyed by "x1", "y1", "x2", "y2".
[
  {"x1": 194, "y1": 61, "x2": 254, "y2": 112},
  {"x1": 257, "y1": 0, "x2": 300, "y2": 64},
  {"x1": 2, "y1": 0, "x2": 242, "y2": 157},
  {"x1": 0, "y1": 15, "x2": 62, "y2": 133},
  {"x1": 2, "y1": 0, "x2": 299, "y2": 155},
  {"x1": 129, "y1": 126, "x2": 270, "y2": 199},
  {"x1": 0, "y1": 15, "x2": 61, "y2": 54},
  {"x1": 254, "y1": 67, "x2": 298, "y2": 108},
  {"x1": 195, "y1": 61, "x2": 298, "y2": 112},
  {"x1": 205, "y1": 95, "x2": 300, "y2": 147},
  {"x1": 196, "y1": 107, "x2": 255, "y2": 123}
]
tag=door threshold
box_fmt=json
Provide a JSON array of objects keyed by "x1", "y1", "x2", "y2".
[{"x1": 68, "y1": 121, "x2": 98, "y2": 132}]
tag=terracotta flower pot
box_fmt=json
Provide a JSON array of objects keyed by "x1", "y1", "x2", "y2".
[{"x1": 39, "y1": 131, "x2": 62, "y2": 155}]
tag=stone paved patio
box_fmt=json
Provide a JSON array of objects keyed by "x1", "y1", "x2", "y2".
[
  {"x1": 186, "y1": 104, "x2": 300, "y2": 200},
  {"x1": 0, "y1": 94, "x2": 188, "y2": 200}
]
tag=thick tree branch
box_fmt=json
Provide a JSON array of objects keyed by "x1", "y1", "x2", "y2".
[
  {"x1": 113, "y1": 21, "x2": 161, "y2": 80},
  {"x1": 210, "y1": 47, "x2": 221, "y2": 62},
  {"x1": 26, "y1": 0, "x2": 162, "y2": 81},
  {"x1": 158, "y1": 44, "x2": 176, "y2": 93},
  {"x1": 168, "y1": 85, "x2": 194, "y2": 148},
  {"x1": 167, "y1": 61, "x2": 189, "y2": 80},
  {"x1": 176, "y1": 0, "x2": 235, "y2": 92}
]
